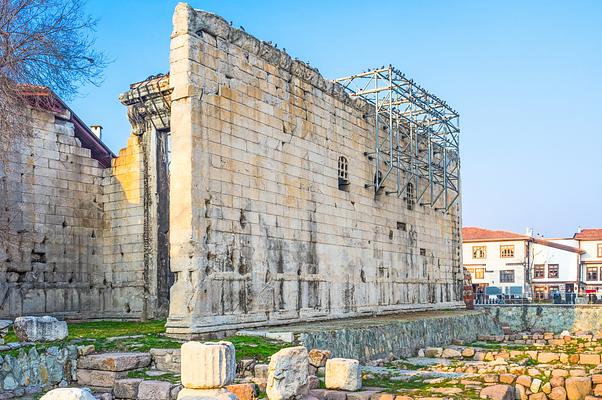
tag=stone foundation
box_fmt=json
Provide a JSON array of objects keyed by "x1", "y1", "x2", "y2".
[{"x1": 478, "y1": 304, "x2": 602, "y2": 333}]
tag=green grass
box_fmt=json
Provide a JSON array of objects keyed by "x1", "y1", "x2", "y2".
[
  {"x1": 2, "y1": 320, "x2": 287, "y2": 363},
  {"x1": 127, "y1": 368, "x2": 181, "y2": 384}
]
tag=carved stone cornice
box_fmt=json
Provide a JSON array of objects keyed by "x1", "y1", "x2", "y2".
[{"x1": 119, "y1": 74, "x2": 172, "y2": 134}]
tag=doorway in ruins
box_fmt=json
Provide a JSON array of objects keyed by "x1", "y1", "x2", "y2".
[{"x1": 156, "y1": 129, "x2": 173, "y2": 315}]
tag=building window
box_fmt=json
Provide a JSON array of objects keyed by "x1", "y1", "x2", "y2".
[
  {"x1": 420, "y1": 248, "x2": 426, "y2": 256},
  {"x1": 472, "y1": 246, "x2": 486, "y2": 259},
  {"x1": 406, "y1": 182, "x2": 415, "y2": 210},
  {"x1": 500, "y1": 270, "x2": 515, "y2": 283},
  {"x1": 534, "y1": 264, "x2": 545, "y2": 279},
  {"x1": 587, "y1": 267, "x2": 599, "y2": 281},
  {"x1": 534, "y1": 286, "x2": 546, "y2": 300},
  {"x1": 598, "y1": 243, "x2": 602, "y2": 258},
  {"x1": 475, "y1": 268, "x2": 485, "y2": 279},
  {"x1": 338, "y1": 156, "x2": 349, "y2": 191},
  {"x1": 548, "y1": 264, "x2": 559, "y2": 278},
  {"x1": 500, "y1": 245, "x2": 515, "y2": 258},
  {"x1": 396, "y1": 222, "x2": 407, "y2": 231}
]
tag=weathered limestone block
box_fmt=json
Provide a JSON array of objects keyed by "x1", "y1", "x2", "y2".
[
  {"x1": 441, "y1": 348, "x2": 462, "y2": 358},
  {"x1": 478, "y1": 384, "x2": 514, "y2": 400},
  {"x1": 177, "y1": 388, "x2": 238, "y2": 400},
  {"x1": 266, "y1": 346, "x2": 309, "y2": 400},
  {"x1": 538, "y1": 352, "x2": 560, "y2": 363},
  {"x1": 309, "y1": 349, "x2": 331, "y2": 368},
  {"x1": 13, "y1": 316, "x2": 67, "y2": 342},
  {"x1": 138, "y1": 380, "x2": 174, "y2": 400},
  {"x1": 548, "y1": 386, "x2": 567, "y2": 400},
  {"x1": 151, "y1": 348, "x2": 181, "y2": 373},
  {"x1": 226, "y1": 383, "x2": 257, "y2": 400},
  {"x1": 78, "y1": 352, "x2": 151, "y2": 371},
  {"x1": 181, "y1": 341, "x2": 236, "y2": 389},
  {"x1": 0, "y1": 320, "x2": 12, "y2": 338},
  {"x1": 579, "y1": 353, "x2": 601, "y2": 365},
  {"x1": 76, "y1": 369, "x2": 128, "y2": 388},
  {"x1": 423, "y1": 347, "x2": 443, "y2": 358},
  {"x1": 114, "y1": 378, "x2": 143, "y2": 399},
  {"x1": 40, "y1": 388, "x2": 96, "y2": 400},
  {"x1": 565, "y1": 377, "x2": 592, "y2": 400},
  {"x1": 325, "y1": 358, "x2": 361, "y2": 392}
]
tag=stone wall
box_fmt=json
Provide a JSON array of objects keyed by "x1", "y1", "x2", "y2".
[
  {"x1": 0, "y1": 93, "x2": 168, "y2": 320},
  {"x1": 100, "y1": 135, "x2": 147, "y2": 318},
  {"x1": 479, "y1": 304, "x2": 602, "y2": 333},
  {"x1": 0, "y1": 108, "x2": 106, "y2": 318},
  {"x1": 166, "y1": 4, "x2": 464, "y2": 336},
  {"x1": 0, "y1": 344, "x2": 77, "y2": 395},
  {"x1": 296, "y1": 310, "x2": 502, "y2": 362}
]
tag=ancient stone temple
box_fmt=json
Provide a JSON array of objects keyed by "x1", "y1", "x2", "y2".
[{"x1": 0, "y1": 3, "x2": 464, "y2": 335}]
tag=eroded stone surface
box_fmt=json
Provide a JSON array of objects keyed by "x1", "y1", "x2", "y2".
[
  {"x1": 78, "y1": 352, "x2": 151, "y2": 372},
  {"x1": 266, "y1": 346, "x2": 309, "y2": 400},
  {"x1": 181, "y1": 341, "x2": 236, "y2": 389},
  {"x1": 325, "y1": 358, "x2": 361, "y2": 392},
  {"x1": 40, "y1": 388, "x2": 96, "y2": 400},
  {"x1": 13, "y1": 316, "x2": 67, "y2": 342}
]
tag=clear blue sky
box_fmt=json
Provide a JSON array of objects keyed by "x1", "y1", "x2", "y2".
[{"x1": 71, "y1": 1, "x2": 602, "y2": 238}]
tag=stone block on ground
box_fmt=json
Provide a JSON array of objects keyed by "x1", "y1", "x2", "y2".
[
  {"x1": 226, "y1": 383, "x2": 257, "y2": 400},
  {"x1": 181, "y1": 341, "x2": 236, "y2": 389},
  {"x1": 266, "y1": 346, "x2": 309, "y2": 400},
  {"x1": 13, "y1": 316, "x2": 67, "y2": 342},
  {"x1": 479, "y1": 384, "x2": 514, "y2": 400},
  {"x1": 78, "y1": 352, "x2": 151, "y2": 371},
  {"x1": 309, "y1": 349, "x2": 331, "y2": 368},
  {"x1": 325, "y1": 358, "x2": 361, "y2": 392},
  {"x1": 77, "y1": 369, "x2": 128, "y2": 388},
  {"x1": 177, "y1": 388, "x2": 238, "y2": 400},
  {"x1": 565, "y1": 377, "x2": 592, "y2": 400},
  {"x1": 40, "y1": 388, "x2": 96, "y2": 400},
  {"x1": 137, "y1": 380, "x2": 174, "y2": 400},
  {"x1": 0, "y1": 320, "x2": 11, "y2": 338},
  {"x1": 114, "y1": 378, "x2": 143, "y2": 399}
]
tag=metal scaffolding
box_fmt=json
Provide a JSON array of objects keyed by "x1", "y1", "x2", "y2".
[{"x1": 334, "y1": 65, "x2": 460, "y2": 213}]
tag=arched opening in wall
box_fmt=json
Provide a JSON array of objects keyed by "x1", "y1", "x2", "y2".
[
  {"x1": 338, "y1": 156, "x2": 349, "y2": 192},
  {"x1": 406, "y1": 182, "x2": 415, "y2": 210}
]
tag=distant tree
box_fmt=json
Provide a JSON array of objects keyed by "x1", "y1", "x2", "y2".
[{"x1": 0, "y1": 0, "x2": 106, "y2": 138}]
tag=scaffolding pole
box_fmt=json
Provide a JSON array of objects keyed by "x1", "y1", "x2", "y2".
[{"x1": 334, "y1": 65, "x2": 460, "y2": 213}]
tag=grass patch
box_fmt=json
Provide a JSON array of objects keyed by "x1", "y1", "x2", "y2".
[
  {"x1": 210, "y1": 335, "x2": 288, "y2": 363},
  {"x1": 2, "y1": 320, "x2": 287, "y2": 363},
  {"x1": 127, "y1": 368, "x2": 181, "y2": 384}
]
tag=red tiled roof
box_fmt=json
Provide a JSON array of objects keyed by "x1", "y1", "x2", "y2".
[
  {"x1": 462, "y1": 227, "x2": 529, "y2": 241},
  {"x1": 17, "y1": 84, "x2": 114, "y2": 167},
  {"x1": 532, "y1": 238, "x2": 585, "y2": 254},
  {"x1": 574, "y1": 229, "x2": 602, "y2": 241}
]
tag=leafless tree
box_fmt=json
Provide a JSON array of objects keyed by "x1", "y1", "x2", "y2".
[
  {"x1": 0, "y1": 0, "x2": 106, "y2": 265},
  {"x1": 0, "y1": 0, "x2": 106, "y2": 140}
]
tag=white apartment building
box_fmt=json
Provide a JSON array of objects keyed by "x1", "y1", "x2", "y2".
[
  {"x1": 574, "y1": 229, "x2": 602, "y2": 293},
  {"x1": 462, "y1": 227, "x2": 591, "y2": 299}
]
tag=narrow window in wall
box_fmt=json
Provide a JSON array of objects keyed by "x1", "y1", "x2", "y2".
[
  {"x1": 597, "y1": 243, "x2": 602, "y2": 258},
  {"x1": 500, "y1": 244, "x2": 515, "y2": 258},
  {"x1": 587, "y1": 267, "x2": 599, "y2": 281},
  {"x1": 420, "y1": 248, "x2": 426, "y2": 256},
  {"x1": 338, "y1": 156, "x2": 349, "y2": 191},
  {"x1": 548, "y1": 264, "x2": 559, "y2": 278},
  {"x1": 500, "y1": 269, "x2": 515, "y2": 283},
  {"x1": 534, "y1": 264, "x2": 545, "y2": 278},
  {"x1": 406, "y1": 182, "x2": 415, "y2": 210},
  {"x1": 472, "y1": 246, "x2": 486, "y2": 259},
  {"x1": 396, "y1": 222, "x2": 407, "y2": 231},
  {"x1": 475, "y1": 268, "x2": 485, "y2": 279}
]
